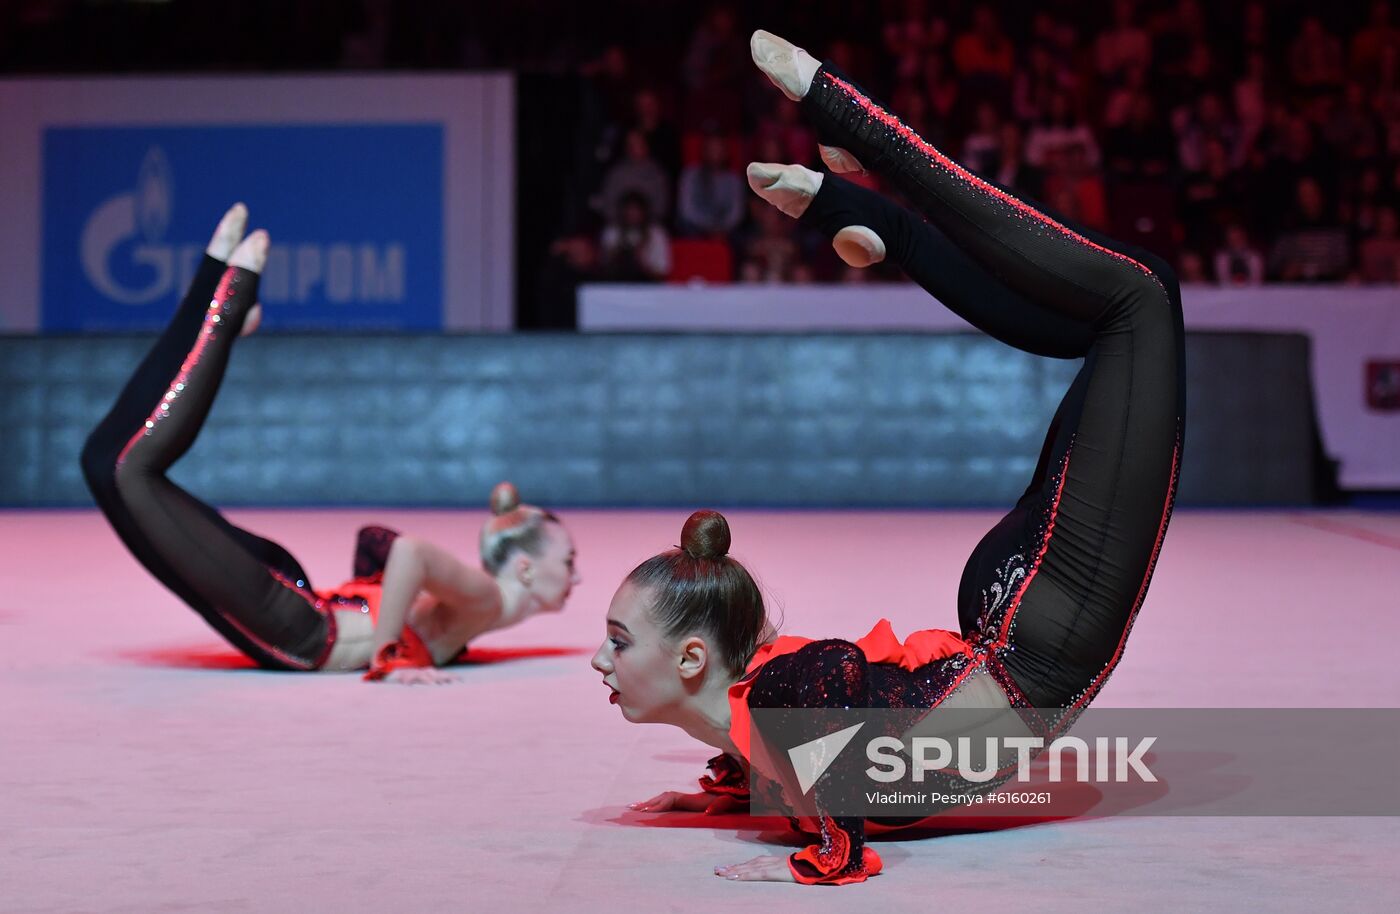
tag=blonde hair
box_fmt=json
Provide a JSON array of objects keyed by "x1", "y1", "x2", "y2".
[{"x1": 479, "y1": 481, "x2": 560, "y2": 575}]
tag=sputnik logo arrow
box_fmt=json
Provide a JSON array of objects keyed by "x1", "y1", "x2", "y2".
[{"x1": 787, "y1": 722, "x2": 866, "y2": 795}]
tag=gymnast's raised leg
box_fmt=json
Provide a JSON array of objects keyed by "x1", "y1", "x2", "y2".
[
  {"x1": 80, "y1": 208, "x2": 331, "y2": 670},
  {"x1": 748, "y1": 32, "x2": 1185, "y2": 712}
]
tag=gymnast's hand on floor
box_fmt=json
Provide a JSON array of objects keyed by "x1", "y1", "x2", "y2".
[
  {"x1": 628, "y1": 790, "x2": 744, "y2": 815},
  {"x1": 380, "y1": 667, "x2": 459, "y2": 686},
  {"x1": 714, "y1": 855, "x2": 795, "y2": 883}
]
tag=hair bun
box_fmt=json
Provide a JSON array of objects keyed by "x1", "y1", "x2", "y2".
[
  {"x1": 490, "y1": 481, "x2": 521, "y2": 516},
  {"x1": 680, "y1": 509, "x2": 730, "y2": 560}
]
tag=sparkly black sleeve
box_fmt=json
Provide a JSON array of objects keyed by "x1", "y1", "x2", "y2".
[{"x1": 749, "y1": 641, "x2": 883, "y2": 885}]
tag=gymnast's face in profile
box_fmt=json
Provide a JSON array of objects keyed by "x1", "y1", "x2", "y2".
[
  {"x1": 592, "y1": 581, "x2": 706, "y2": 724},
  {"x1": 524, "y1": 522, "x2": 580, "y2": 612}
]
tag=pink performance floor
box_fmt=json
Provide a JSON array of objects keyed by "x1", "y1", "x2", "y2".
[{"x1": 4, "y1": 508, "x2": 1399, "y2": 913}]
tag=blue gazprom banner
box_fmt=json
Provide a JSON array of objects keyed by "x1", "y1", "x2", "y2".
[
  {"x1": 41, "y1": 125, "x2": 443, "y2": 332},
  {"x1": 0, "y1": 76, "x2": 515, "y2": 333}
]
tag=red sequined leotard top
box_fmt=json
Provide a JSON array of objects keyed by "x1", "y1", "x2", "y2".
[{"x1": 700, "y1": 619, "x2": 1028, "y2": 885}]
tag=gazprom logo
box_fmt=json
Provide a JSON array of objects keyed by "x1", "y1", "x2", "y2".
[
  {"x1": 44, "y1": 124, "x2": 441, "y2": 331},
  {"x1": 81, "y1": 147, "x2": 179, "y2": 305},
  {"x1": 77, "y1": 145, "x2": 406, "y2": 308}
]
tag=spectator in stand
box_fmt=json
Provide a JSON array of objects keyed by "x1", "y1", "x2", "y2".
[
  {"x1": 1256, "y1": 102, "x2": 1294, "y2": 162},
  {"x1": 751, "y1": 134, "x2": 785, "y2": 171},
  {"x1": 14, "y1": 0, "x2": 1400, "y2": 295},
  {"x1": 1178, "y1": 250, "x2": 1208, "y2": 283},
  {"x1": 1325, "y1": 82, "x2": 1383, "y2": 162},
  {"x1": 883, "y1": 0, "x2": 932, "y2": 60},
  {"x1": 580, "y1": 44, "x2": 636, "y2": 125},
  {"x1": 1028, "y1": 10, "x2": 1062, "y2": 56},
  {"x1": 1104, "y1": 92, "x2": 1176, "y2": 178},
  {"x1": 738, "y1": 200, "x2": 801, "y2": 283},
  {"x1": 1270, "y1": 177, "x2": 1351, "y2": 281},
  {"x1": 1233, "y1": 51, "x2": 1273, "y2": 156},
  {"x1": 919, "y1": 51, "x2": 961, "y2": 126},
  {"x1": 631, "y1": 89, "x2": 681, "y2": 178},
  {"x1": 884, "y1": 0, "x2": 935, "y2": 82},
  {"x1": 599, "y1": 192, "x2": 670, "y2": 281},
  {"x1": 682, "y1": 5, "x2": 746, "y2": 131},
  {"x1": 1044, "y1": 145, "x2": 1109, "y2": 228},
  {"x1": 1238, "y1": 1, "x2": 1272, "y2": 62},
  {"x1": 953, "y1": 3, "x2": 1016, "y2": 100},
  {"x1": 1145, "y1": 0, "x2": 1214, "y2": 109},
  {"x1": 682, "y1": 5, "x2": 744, "y2": 93},
  {"x1": 891, "y1": 80, "x2": 943, "y2": 152},
  {"x1": 1175, "y1": 39, "x2": 1220, "y2": 111},
  {"x1": 1151, "y1": 0, "x2": 1208, "y2": 81},
  {"x1": 1015, "y1": 44, "x2": 1078, "y2": 125},
  {"x1": 1347, "y1": 166, "x2": 1386, "y2": 237},
  {"x1": 962, "y1": 101, "x2": 1002, "y2": 176},
  {"x1": 1359, "y1": 205, "x2": 1400, "y2": 282},
  {"x1": 596, "y1": 129, "x2": 671, "y2": 228},
  {"x1": 925, "y1": 14, "x2": 951, "y2": 55},
  {"x1": 1037, "y1": 14, "x2": 1083, "y2": 72},
  {"x1": 1176, "y1": 92, "x2": 1242, "y2": 171},
  {"x1": 1103, "y1": 61, "x2": 1150, "y2": 129},
  {"x1": 994, "y1": 122, "x2": 1042, "y2": 197},
  {"x1": 677, "y1": 133, "x2": 744, "y2": 237},
  {"x1": 1027, "y1": 91, "x2": 1101, "y2": 175},
  {"x1": 1350, "y1": 1, "x2": 1400, "y2": 87},
  {"x1": 1290, "y1": 16, "x2": 1345, "y2": 91},
  {"x1": 1096, "y1": 0, "x2": 1152, "y2": 82},
  {"x1": 536, "y1": 233, "x2": 599, "y2": 328},
  {"x1": 1181, "y1": 137, "x2": 1247, "y2": 243},
  {"x1": 754, "y1": 100, "x2": 816, "y2": 167},
  {"x1": 1259, "y1": 113, "x2": 1336, "y2": 224},
  {"x1": 1214, "y1": 224, "x2": 1266, "y2": 286}
]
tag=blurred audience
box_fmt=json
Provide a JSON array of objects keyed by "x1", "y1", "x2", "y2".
[
  {"x1": 8, "y1": 0, "x2": 1396, "y2": 289},
  {"x1": 1270, "y1": 177, "x2": 1350, "y2": 281},
  {"x1": 559, "y1": 2, "x2": 1398, "y2": 287},
  {"x1": 677, "y1": 133, "x2": 744, "y2": 236},
  {"x1": 595, "y1": 130, "x2": 670, "y2": 227},
  {"x1": 1359, "y1": 206, "x2": 1400, "y2": 282},
  {"x1": 1213, "y1": 224, "x2": 1266, "y2": 286},
  {"x1": 737, "y1": 201, "x2": 804, "y2": 283},
  {"x1": 599, "y1": 192, "x2": 670, "y2": 281}
]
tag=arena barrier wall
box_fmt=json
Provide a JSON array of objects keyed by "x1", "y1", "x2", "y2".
[{"x1": 0, "y1": 332, "x2": 1318, "y2": 508}]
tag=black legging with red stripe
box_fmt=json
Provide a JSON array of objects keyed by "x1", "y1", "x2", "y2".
[
  {"x1": 800, "y1": 65, "x2": 1184, "y2": 710},
  {"x1": 80, "y1": 257, "x2": 333, "y2": 670}
]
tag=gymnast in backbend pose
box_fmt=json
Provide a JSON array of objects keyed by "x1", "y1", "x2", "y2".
[
  {"x1": 590, "y1": 32, "x2": 1183, "y2": 884},
  {"x1": 81, "y1": 205, "x2": 579, "y2": 681}
]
